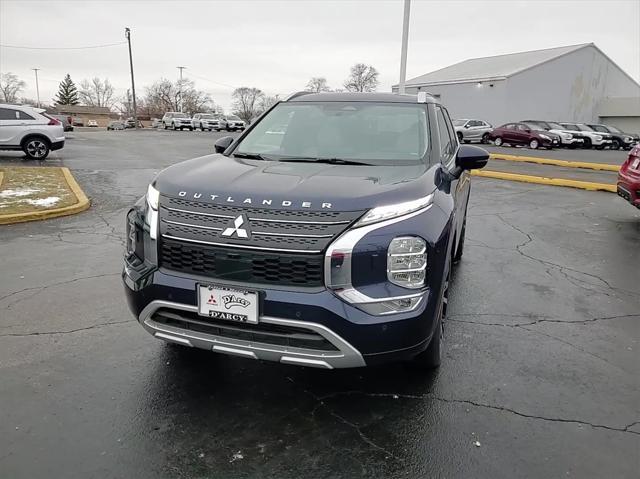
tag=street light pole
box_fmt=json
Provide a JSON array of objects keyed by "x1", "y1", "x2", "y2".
[
  {"x1": 177, "y1": 66, "x2": 186, "y2": 112},
  {"x1": 398, "y1": 0, "x2": 411, "y2": 95},
  {"x1": 32, "y1": 68, "x2": 41, "y2": 107},
  {"x1": 125, "y1": 27, "x2": 138, "y2": 128}
]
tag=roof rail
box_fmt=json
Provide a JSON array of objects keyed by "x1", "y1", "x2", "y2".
[{"x1": 284, "y1": 91, "x2": 313, "y2": 101}]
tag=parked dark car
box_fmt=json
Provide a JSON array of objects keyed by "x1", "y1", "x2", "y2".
[
  {"x1": 587, "y1": 123, "x2": 638, "y2": 150},
  {"x1": 50, "y1": 114, "x2": 74, "y2": 132},
  {"x1": 488, "y1": 122, "x2": 561, "y2": 149},
  {"x1": 122, "y1": 92, "x2": 489, "y2": 371},
  {"x1": 617, "y1": 145, "x2": 640, "y2": 208}
]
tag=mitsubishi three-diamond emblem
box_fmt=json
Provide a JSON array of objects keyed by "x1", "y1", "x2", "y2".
[{"x1": 221, "y1": 214, "x2": 250, "y2": 238}]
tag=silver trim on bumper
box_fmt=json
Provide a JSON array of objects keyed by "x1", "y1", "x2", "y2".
[{"x1": 138, "y1": 300, "x2": 366, "y2": 369}]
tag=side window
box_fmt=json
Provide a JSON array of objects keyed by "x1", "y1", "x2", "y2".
[
  {"x1": 504, "y1": 124, "x2": 514, "y2": 130},
  {"x1": 443, "y1": 108, "x2": 458, "y2": 148},
  {"x1": 435, "y1": 106, "x2": 455, "y2": 162},
  {"x1": 517, "y1": 124, "x2": 529, "y2": 131},
  {"x1": 17, "y1": 110, "x2": 35, "y2": 120},
  {"x1": 469, "y1": 120, "x2": 480, "y2": 127},
  {"x1": 0, "y1": 108, "x2": 18, "y2": 120}
]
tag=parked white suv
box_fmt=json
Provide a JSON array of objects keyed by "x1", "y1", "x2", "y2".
[
  {"x1": 453, "y1": 118, "x2": 492, "y2": 143},
  {"x1": 162, "y1": 112, "x2": 193, "y2": 131},
  {"x1": 191, "y1": 113, "x2": 223, "y2": 131},
  {"x1": 0, "y1": 104, "x2": 65, "y2": 159},
  {"x1": 224, "y1": 115, "x2": 246, "y2": 131},
  {"x1": 560, "y1": 122, "x2": 613, "y2": 149}
]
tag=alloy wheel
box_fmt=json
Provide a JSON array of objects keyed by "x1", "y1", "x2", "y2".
[{"x1": 26, "y1": 140, "x2": 47, "y2": 159}]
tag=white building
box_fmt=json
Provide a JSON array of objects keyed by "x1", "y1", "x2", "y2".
[{"x1": 392, "y1": 43, "x2": 640, "y2": 132}]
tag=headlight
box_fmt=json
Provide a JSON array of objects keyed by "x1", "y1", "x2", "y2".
[
  {"x1": 594, "y1": 135, "x2": 602, "y2": 141},
  {"x1": 563, "y1": 133, "x2": 572, "y2": 140},
  {"x1": 624, "y1": 136, "x2": 632, "y2": 142},
  {"x1": 387, "y1": 236, "x2": 427, "y2": 288},
  {"x1": 146, "y1": 184, "x2": 159, "y2": 210},
  {"x1": 355, "y1": 194, "x2": 434, "y2": 227},
  {"x1": 539, "y1": 134, "x2": 550, "y2": 140},
  {"x1": 145, "y1": 184, "x2": 159, "y2": 240}
]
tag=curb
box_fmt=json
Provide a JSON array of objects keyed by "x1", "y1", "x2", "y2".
[
  {"x1": 489, "y1": 153, "x2": 620, "y2": 172},
  {"x1": 0, "y1": 167, "x2": 91, "y2": 225},
  {"x1": 471, "y1": 169, "x2": 617, "y2": 193}
]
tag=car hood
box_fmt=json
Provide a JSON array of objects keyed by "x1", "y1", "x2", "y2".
[{"x1": 153, "y1": 154, "x2": 435, "y2": 211}]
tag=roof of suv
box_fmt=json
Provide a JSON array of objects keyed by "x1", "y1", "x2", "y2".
[{"x1": 286, "y1": 92, "x2": 439, "y2": 104}]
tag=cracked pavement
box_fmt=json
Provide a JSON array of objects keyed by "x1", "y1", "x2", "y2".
[{"x1": 1, "y1": 131, "x2": 639, "y2": 478}]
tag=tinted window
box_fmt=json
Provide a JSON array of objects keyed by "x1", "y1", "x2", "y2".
[
  {"x1": 17, "y1": 110, "x2": 35, "y2": 120},
  {"x1": 435, "y1": 106, "x2": 455, "y2": 160},
  {"x1": 590, "y1": 125, "x2": 607, "y2": 133},
  {"x1": 236, "y1": 102, "x2": 429, "y2": 164},
  {"x1": 468, "y1": 120, "x2": 481, "y2": 127},
  {"x1": 0, "y1": 108, "x2": 18, "y2": 120}
]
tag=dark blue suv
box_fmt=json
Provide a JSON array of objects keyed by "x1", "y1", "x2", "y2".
[{"x1": 123, "y1": 92, "x2": 488, "y2": 369}]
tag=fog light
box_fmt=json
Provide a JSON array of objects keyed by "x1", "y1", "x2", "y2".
[
  {"x1": 357, "y1": 295, "x2": 424, "y2": 315},
  {"x1": 388, "y1": 236, "x2": 427, "y2": 288}
]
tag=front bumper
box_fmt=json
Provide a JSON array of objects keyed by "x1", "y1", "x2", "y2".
[
  {"x1": 561, "y1": 138, "x2": 584, "y2": 146},
  {"x1": 617, "y1": 175, "x2": 640, "y2": 208},
  {"x1": 123, "y1": 266, "x2": 439, "y2": 368}
]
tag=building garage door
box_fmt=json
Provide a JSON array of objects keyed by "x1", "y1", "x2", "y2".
[{"x1": 599, "y1": 116, "x2": 640, "y2": 134}]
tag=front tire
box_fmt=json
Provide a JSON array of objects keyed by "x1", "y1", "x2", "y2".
[
  {"x1": 453, "y1": 219, "x2": 466, "y2": 263},
  {"x1": 457, "y1": 131, "x2": 463, "y2": 142},
  {"x1": 611, "y1": 139, "x2": 621, "y2": 150},
  {"x1": 494, "y1": 137, "x2": 503, "y2": 146},
  {"x1": 23, "y1": 137, "x2": 50, "y2": 160},
  {"x1": 409, "y1": 262, "x2": 449, "y2": 370},
  {"x1": 529, "y1": 139, "x2": 539, "y2": 149}
]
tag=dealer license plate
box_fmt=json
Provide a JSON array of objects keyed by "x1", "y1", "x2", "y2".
[{"x1": 198, "y1": 284, "x2": 259, "y2": 324}]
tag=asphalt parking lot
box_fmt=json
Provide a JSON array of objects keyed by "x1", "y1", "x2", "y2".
[{"x1": 1, "y1": 130, "x2": 639, "y2": 478}]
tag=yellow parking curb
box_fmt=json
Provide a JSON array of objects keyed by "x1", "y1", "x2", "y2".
[
  {"x1": 489, "y1": 153, "x2": 620, "y2": 172},
  {"x1": 471, "y1": 169, "x2": 617, "y2": 193},
  {"x1": 0, "y1": 167, "x2": 90, "y2": 225}
]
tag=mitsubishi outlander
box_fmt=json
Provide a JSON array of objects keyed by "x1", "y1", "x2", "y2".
[{"x1": 123, "y1": 92, "x2": 489, "y2": 370}]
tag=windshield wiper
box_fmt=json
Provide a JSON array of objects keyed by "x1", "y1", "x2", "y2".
[
  {"x1": 233, "y1": 152, "x2": 272, "y2": 161},
  {"x1": 277, "y1": 157, "x2": 372, "y2": 166}
]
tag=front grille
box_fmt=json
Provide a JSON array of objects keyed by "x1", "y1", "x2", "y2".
[
  {"x1": 152, "y1": 308, "x2": 338, "y2": 351},
  {"x1": 161, "y1": 239, "x2": 324, "y2": 286},
  {"x1": 158, "y1": 195, "x2": 364, "y2": 286}
]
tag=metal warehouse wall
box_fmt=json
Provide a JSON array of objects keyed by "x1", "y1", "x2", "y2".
[
  {"x1": 403, "y1": 81, "x2": 508, "y2": 126},
  {"x1": 398, "y1": 45, "x2": 640, "y2": 128},
  {"x1": 505, "y1": 45, "x2": 640, "y2": 125},
  {"x1": 599, "y1": 116, "x2": 640, "y2": 134}
]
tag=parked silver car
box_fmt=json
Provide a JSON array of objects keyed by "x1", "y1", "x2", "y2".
[
  {"x1": 192, "y1": 113, "x2": 223, "y2": 131},
  {"x1": 453, "y1": 119, "x2": 493, "y2": 143}
]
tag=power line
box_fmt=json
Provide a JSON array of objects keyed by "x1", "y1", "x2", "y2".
[
  {"x1": 188, "y1": 72, "x2": 236, "y2": 89},
  {"x1": 0, "y1": 41, "x2": 127, "y2": 50}
]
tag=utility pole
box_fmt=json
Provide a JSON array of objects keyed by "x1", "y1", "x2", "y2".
[
  {"x1": 125, "y1": 27, "x2": 138, "y2": 128},
  {"x1": 398, "y1": 0, "x2": 411, "y2": 94},
  {"x1": 32, "y1": 68, "x2": 41, "y2": 107},
  {"x1": 177, "y1": 66, "x2": 186, "y2": 112}
]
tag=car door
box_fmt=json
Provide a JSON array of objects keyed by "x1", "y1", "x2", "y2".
[
  {"x1": 466, "y1": 120, "x2": 482, "y2": 140},
  {"x1": 436, "y1": 106, "x2": 466, "y2": 257},
  {"x1": 500, "y1": 123, "x2": 516, "y2": 143},
  {"x1": 0, "y1": 107, "x2": 37, "y2": 146}
]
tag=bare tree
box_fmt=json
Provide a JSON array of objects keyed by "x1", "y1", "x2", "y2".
[
  {"x1": 232, "y1": 87, "x2": 265, "y2": 124},
  {"x1": 79, "y1": 77, "x2": 116, "y2": 108},
  {"x1": 344, "y1": 64, "x2": 379, "y2": 92},
  {"x1": 305, "y1": 77, "x2": 330, "y2": 93},
  {"x1": 0, "y1": 72, "x2": 26, "y2": 103},
  {"x1": 259, "y1": 94, "x2": 280, "y2": 113},
  {"x1": 144, "y1": 78, "x2": 213, "y2": 116}
]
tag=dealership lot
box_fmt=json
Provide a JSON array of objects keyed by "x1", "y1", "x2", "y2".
[{"x1": 1, "y1": 130, "x2": 638, "y2": 478}]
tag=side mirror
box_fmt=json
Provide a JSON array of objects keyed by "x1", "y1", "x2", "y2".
[
  {"x1": 214, "y1": 136, "x2": 234, "y2": 154},
  {"x1": 456, "y1": 145, "x2": 489, "y2": 171},
  {"x1": 464, "y1": 124, "x2": 470, "y2": 129}
]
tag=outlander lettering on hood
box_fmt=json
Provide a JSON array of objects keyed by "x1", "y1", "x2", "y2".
[
  {"x1": 123, "y1": 91, "x2": 489, "y2": 371},
  {"x1": 177, "y1": 191, "x2": 332, "y2": 209}
]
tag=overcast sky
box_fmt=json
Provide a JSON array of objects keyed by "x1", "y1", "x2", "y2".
[{"x1": 1, "y1": 0, "x2": 638, "y2": 112}]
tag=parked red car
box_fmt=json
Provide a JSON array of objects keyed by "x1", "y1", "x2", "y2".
[
  {"x1": 617, "y1": 145, "x2": 640, "y2": 209},
  {"x1": 488, "y1": 122, "x2": 561, "y2": 149}
]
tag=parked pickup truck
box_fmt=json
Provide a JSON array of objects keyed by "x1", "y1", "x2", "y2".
[{"x1": 123, "y1": 92, "x2": 488, "y2": 370}]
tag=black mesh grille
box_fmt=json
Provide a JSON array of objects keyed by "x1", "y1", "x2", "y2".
[
  {"x1": 152, "y1": 308, "x2": 338, "y2": 351},
  {"x1": 160, "y1": 239, "x2": 324, "y2": 286}
]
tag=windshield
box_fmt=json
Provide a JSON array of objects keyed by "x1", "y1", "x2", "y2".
[
  {"x1": 453, "y1": 119, "x2": 466, "y2": 127},
  {"x1": 576, "y1": 124, "x2": 594, "y2": 132},
  {"x1": 199, "y1": 114, "x2": 214, "y2": 119},
  {"x1": 234, "y1": 102, "x2": 429, "y2": 164},
  {"x1": 562, "y1": 123, "x2": 579, "y2": 131},
  {"x1": 608, "y1": 125, "x2": 623, "y2": 134},
  {"x1": 546, "y1": 122, "x2": 564, "y2": 130}
]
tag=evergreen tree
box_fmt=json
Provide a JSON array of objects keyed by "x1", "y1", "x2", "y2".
[{"x1": 54, "y1": 74, "x2": 79, "y2": 105}]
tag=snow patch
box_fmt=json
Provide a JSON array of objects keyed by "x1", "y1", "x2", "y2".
[
  {"x1": 26, "y1": 196, "x2": 61, "y2": 207},
  {"x1": 0, "y1": 188, "x2": 40, "y2": 198}
]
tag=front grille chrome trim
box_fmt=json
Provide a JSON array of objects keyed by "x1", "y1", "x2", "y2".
[
  {"x1": 164, "y1": 205, "x2": 235, "y2": 220},
  {"x1": 162, "y1": 219, "x2": 223, "y2": 231},
  {"x1": 247, "y1": 217, "x2": 351, "y2": 225},
  {"x1": 138, "y1": 300, "x2": 366, "y2": 368},
  {"x1": 162, "y1": 233, "x2": 322, "y2": 254}
]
